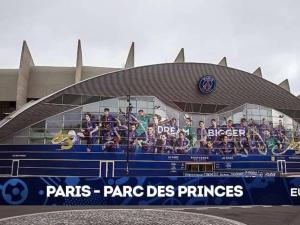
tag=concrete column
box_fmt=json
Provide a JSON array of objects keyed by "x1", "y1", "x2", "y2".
[
  {"x1": 75, "y1": 39, "x2": 83, "y2": 83},
  {"x1": 253, "y1": 67, "x2": 262, "y2": 77},
  {"x1": 218, "y1": 57, "x2": 227, "y2": 66},
  {"x1": 125, "y1": 42, "x2": 134, "y2": 68},
  {"x1": 174, "y1": 48, "x2": 185, "y2": 63},
  {"x1": 16, "y1": 41, "x2": 34, "y2": 109},
  {"x1": 278, "y1": 79, "x2": 290, "y2": 92}
]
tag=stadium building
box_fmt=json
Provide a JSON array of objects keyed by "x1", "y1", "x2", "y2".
[{"x1": 0, "y1": 40, "x2": 300, "y2": 177}]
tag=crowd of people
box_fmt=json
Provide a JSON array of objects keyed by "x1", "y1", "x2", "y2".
[{"x1": 53, "y1": 107, "x2": 299, "y2": 155}]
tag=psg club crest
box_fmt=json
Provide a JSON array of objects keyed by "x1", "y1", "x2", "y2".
[{"x1": 198, "y1": 75, "x2": 216, "y2": 94}]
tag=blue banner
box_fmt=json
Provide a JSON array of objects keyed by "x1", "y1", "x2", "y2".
[{"x1": 1, "y1": 177, "x2": 300, "y2": 205}]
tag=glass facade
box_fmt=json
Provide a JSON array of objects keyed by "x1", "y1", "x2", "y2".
[{"x1": 2, "y1": 95, "x2": 300, "y2": 156}]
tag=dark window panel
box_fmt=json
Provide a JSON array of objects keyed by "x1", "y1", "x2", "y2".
[
  {"x1": 0, "y1": 101, "x2": 16, "y2": 120},
  {"x1": 185, "y1": 103, "x2": 193, "y2": 112},
  {"x1": 215, "y1": 105, "x2": 228, "y2": 112},
  {"x1": 81, "y1": 95, "x2": 101, "y2": 105},
  {"x1": 47, "y1": 95, "x2": 63, "y2": 104},
  {"x1": 63, "y1": 94, "x2": 81, "y2": 105},
  {"x1": 200, "y1": 104, "x2": 216, "y2": 113},
  {"x1": 192, "y1": 103, "x2": 201, "y2": 113},
  {"x1": 27, "y1": 98, "x2": 39, "y2": 102},
  {"x1": 173, "y1": 101, "x2": 186, "y2": 111}
]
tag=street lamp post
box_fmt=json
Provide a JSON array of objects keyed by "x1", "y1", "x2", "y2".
[{"x1": 126, "y1": 95, "x2": 131, "y2": 176}]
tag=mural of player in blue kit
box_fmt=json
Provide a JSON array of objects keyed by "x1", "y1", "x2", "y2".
[
  {"x1": 127, "y1": 124, "x2": 141, "y2": 153},
  {"x1": 175, "y1": 131, "x2": 190, "y2": 154},
  {"x1": 100, "y1": 108, "x2": 117, "y2": 148},
  {"x1": 259, "y1": 118, "x2": 270, "y2": 141},
  {"x1": 197, "y1": 120, "x2": 207, "y2": 148},
  {"x1": 205, "y1": 141, "x2": 216, "y2": 155},
  {"x1": 218, "y1": 134, "x2": 235, "y2": 155},
  {"x1": 141, "y1": 125, "x2": 157, "y2": 153},
  {"x1": 102, "y1": 126, "x2": 121, "y2": 152},
  {"x1": 234, "y1": 118, "x2": 248, "y2": 155},
  {"x1": 50, "y1": 103, "x2": 300, "y2": 157},
  {"x1": 156, "y1": 132, "x2": 172, "y2": 154},
  {"x1": 274, "y1": 119, "x2": 288, "y2": 151},
  {"x1": 207, "y1": 119, "x2": 219, "y2": 150},
  {"x1": 81, "y1": 113, "x2": 99, "y2": 152},
  {"x1": 101, "y1": 108, "x2": 117, "y2": 129}
]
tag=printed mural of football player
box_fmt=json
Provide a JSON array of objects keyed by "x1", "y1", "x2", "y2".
[
  {"x1": 166, "y1": 117, "x2": 179, "y2": 135},
  {"x1": 259, "y1": 118, "x2": 270, "y2": 141},
  {"x1": 100, "y1": 108, "x2": 119, "y2": 149},
  {"x1": 152, "y1": 114, "x2": 162, "y2": 136},
  {"x1": 226, "y1": 119, "x2": 234, "y2": 129},
  {"x1": 156, "y1": 132, "x2": 173, "y2": 154},
  {"x1": 210, "y1": 118, "x2": 218, "y2": 129},
  {"x1": 102, "y1": 127, "x2": 121, "y2": 152},
  {"x1": 101, "y1": 108, "x2": 117, "y2": 129},
  {"x1": 244, "y1": 127, "x2": 267, "y2": 155},
  {"x1": 174, "y1": 131, "x2": 190, "y2": 154},
  {"x1": 248, "y1": 118, "x2": 257, "y2": 130},
  {"x1": 218, "y1": 134, "x2": 235, "y2": 155},
  {"x1": 196, "y1": 120, "x2": 207, "y2": 148},
  {"x1": 263, "y1": 129, "x2": 282, "y2": 155},
  {"x1": 114, "y1": 119, "x2": 128, "y2": 149},
  {"x1": 239, "y1": 133, "x2": 251, "y2": 155},
  {"x1": 183, "y1": 116, "x2": 196, "y2": 148},
  {"x1": 221, "y1": 118, "x2": 234, "y2": 142},
  {"x1": 274, "y1": 119, "x2": 289, "y2": 148},
  {"x1": 67, "y1": 130, "x2": 80, "y2": 145},
  {"x1": 233, "y1": 118, "x2": 248, "y2": 155},
  {"x1": 78, "y1": 113, "x2": 99, "y2": 152},
  {"x1": 163, "y1": 117, "x2": 178, "y2": 147},
  {"x1": 141, "y1": 125, "x2": 157, "y2": 153},
  {"x1": 51, "y1": 130, "x2": 80, "y2": 150},
  {"x1": 207, "y1": 118, "x2": 219, "y2": 145},
  {"x1": 126, "y1": 123, "x2": 142, "y2": 153},
  {"x1": 136, "y1": 109, "x2": 151, "y2": 137},
  {"x1": 205, "y1": 141, "x2": 216, "y2": 155}
]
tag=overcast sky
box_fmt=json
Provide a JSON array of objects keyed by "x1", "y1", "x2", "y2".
[{"x1": 0, "y1": 0, "x2": 299, "y2": 95}]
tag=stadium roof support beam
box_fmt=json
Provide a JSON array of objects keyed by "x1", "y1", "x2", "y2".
[
  {"x1": 75, "y1": 39, "x2": 83, "y2": 83},
  {"x1": 125, "y1": 42, "x2": 134, "y2": 68},
  {"x1": 253, "y1": 67, "x2": 262, "y2": 77},
  {"x1": 174, "y1": 48, "x2": 185, "y2": 63},
  {"x1": 16, "y1": 41, "x2": 35, "y2": 110},
  {"x1": 278, "y1": 79, "x2": 290, "y2": 92},
  {"x1": 218, "y1": 57, "x2": 227, "y2": 66}
]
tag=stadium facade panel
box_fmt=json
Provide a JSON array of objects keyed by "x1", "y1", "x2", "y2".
[{"x1": 0, "y1": 41, "x2": 300, "y2": 177}]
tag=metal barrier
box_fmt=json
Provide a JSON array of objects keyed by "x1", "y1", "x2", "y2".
[{"x1": 277, "y1": 160, "x2": 287, "y2": 173}]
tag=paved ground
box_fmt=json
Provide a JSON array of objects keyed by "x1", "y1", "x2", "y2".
[
  {"x1": 178, "y1": 206, "x2": 300, "y2": 225},
  {"x1": 0, "y1": 209, "x2": 245, "y2": 225},
  {"x1": 0, "y1": 206, "x2": 299, "y2": 225}
]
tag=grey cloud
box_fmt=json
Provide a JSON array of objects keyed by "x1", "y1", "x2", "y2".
[{"x1": 0, "y1": 0, "x2": 299, "y2": 95}]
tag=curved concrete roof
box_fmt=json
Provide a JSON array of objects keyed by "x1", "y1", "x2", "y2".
[{"x1": 1, "y1": 62, "x2": 300, "y2": 140}]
